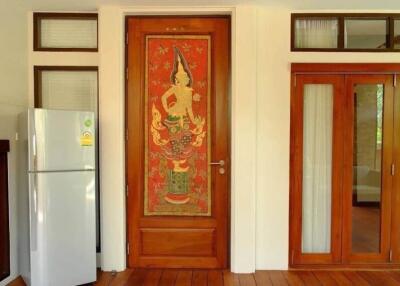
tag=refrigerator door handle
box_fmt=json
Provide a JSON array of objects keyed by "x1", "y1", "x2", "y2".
[
  {"x1": 31, "y1": 173, "x2": 38, "y2": 251},
  {"x1": 32, "y1": 134, "x2": 37, "y2": 156},
  {"x1": 32, "y1": 133, "x2": 37, "y2": 170}
]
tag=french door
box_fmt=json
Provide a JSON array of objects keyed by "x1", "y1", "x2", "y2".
[{"x1": 290, "y1": 67, "x2": 400, "y2": 267}]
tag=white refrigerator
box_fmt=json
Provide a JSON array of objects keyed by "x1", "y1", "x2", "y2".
[{"x1": 19, "y1": 109, "x2": 97, "y2": 286}]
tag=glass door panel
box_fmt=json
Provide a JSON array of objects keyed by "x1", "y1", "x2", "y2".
[
  {"x1": 302, "y1": 84, "x2": 333, "y2": 254},
  {"x1": 291, "y1": 75, "x2": 344, "y2": 265},
  {"x1": 352, "y1": 84, "x2": 383, "y2": 254},
  {"x1": 343, "y1": 75, "x2": 393, "y2": 263}
]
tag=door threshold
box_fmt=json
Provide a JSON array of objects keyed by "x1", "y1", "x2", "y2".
[{"x1": 290, "y1": 264, "x2": 400, "y2": 270}]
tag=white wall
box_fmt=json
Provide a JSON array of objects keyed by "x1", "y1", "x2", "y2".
[
  {"x1": 255, "y1": 7, "x2": 291, "y2": 270},
  {"x1": 0, "y1": 1, "x2": 28, "y2": 285},
  {"x1": 97, "y1": 6, "x2": 126, "y2": 271}
]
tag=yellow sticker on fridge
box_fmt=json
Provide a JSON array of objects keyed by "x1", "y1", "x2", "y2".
[{"x1": 80, "y1": 131, "x2": 93, "y2": 146}]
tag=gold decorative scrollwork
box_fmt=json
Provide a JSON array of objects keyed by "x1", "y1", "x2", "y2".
[{"x1": 151, "y1": 104, "x2": 168, "y2": 146}]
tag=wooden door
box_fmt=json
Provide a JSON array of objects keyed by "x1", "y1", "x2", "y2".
[
  {"x1": 126, "y1": 16, "x2": 230, "y2": 268},
  {"x1": 290, "y1": 75, "x2": 345, "y2": 265},
  {"x1": 342, "y1": 75, "x2": 394, "y2": 264},
  {"x1": 0, "y1": 141, "x2": 10, "y2": 281},
  {"x1": 392, "y1": 74, "x2": 400, "y2": 263}
]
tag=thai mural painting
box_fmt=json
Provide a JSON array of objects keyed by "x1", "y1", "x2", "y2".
[{"x1": 144, "y1": 35, "x2": 211, "y2": 216}]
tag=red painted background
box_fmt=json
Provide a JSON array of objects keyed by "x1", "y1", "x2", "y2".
[{"x1": 146, "y1": 37, "x2": 211, "y2": 215}]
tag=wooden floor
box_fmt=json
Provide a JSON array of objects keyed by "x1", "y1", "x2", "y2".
[{"x1": 94, "y1": 269, "x2": 400, "y2": 285}]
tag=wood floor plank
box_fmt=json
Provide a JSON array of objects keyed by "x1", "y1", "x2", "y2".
[
  {"x1": 238, "y1": 274, "x2": 256, "y2": 286},
  {"x1": 296, "y1": 271, "x2": 321, "y2": 286},
  {"x1": 143, "y1": 269, "x2": 163, "y2": 286},
  {"x1": 94, "y1": 269, "x2": 400, "y2": 286},
  {"x1": 387, "y1": 271, "x2": 400, "y2": 283},
  {"x1": 223, "y1": 270, "x2": 240, "y2": 286},
  {"x1": 158, "y1": 270, "x2": 178, "y2": 286},
  {"x1": 208, "y1": 270, "x2": 223, "y2": 286},
  {"x1": 109, "y1": 269, "x2": 133, "y2": 286},
  {"x1": 254, "y1": 271, "x2": 273, "y2": 285},
  {"x1": 358, "y1": 271, "x2": 399, "y2": 286},
  {"x1": 313, "y1": 271, "x2": 338, "y2": 286},
  {"x1": 175, "y1": 270, "x2": 192, "y2": 286},
  {"x1": 269, "y1": 271, "x2": 289, "y2": 286},
  {"x1": 192, "y1": 270, "x2": 208, "y2": 286},
  {"x1": 282, "y1": 271, "x2": 305, "y2": 286},
  {"x1": 342, "y1": 271, "x2": 371, "y2": 286},
  {"x1": 124, "y1": 269, "x2": 147, "y2": 286},
  {"x1": 95, "y1": 271, "x2": 114, "y2": 286},
  {"x1": 6, "y1": 276, "x2": 26, "y2": 286},
  {"x1": 328, "y1": 271, "x2": 351, "y2": 286}
]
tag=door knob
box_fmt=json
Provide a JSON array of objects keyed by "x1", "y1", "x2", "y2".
[{"x1": 209, "y1": 160, "x2": 225, "y2": 174}]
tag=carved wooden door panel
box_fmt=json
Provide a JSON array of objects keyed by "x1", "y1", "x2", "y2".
[{"x1": 126, "y1": 16, "x2": 230, "y2": 268}]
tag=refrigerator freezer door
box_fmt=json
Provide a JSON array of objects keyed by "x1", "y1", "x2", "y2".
[
  {"x1": 29, "y1": 171, "x2": 96, "y2": 286},
  {"x1": 28, "y1": 109, "x2": 95, "y2": 172}
]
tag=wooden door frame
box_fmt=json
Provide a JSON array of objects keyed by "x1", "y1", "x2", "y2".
[
  {"x1": 124, "y1": 15, "x2": 232, "y2": 269},
  {"x1": 290, "y1": 63, "x2": 400, "y2": 269},
  {"x1": 0, "y1": 140, "x2": 10, "y2": 282}
]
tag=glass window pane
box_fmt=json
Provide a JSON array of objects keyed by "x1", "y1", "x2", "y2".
[
  {"x1": 302, "y1": 84, "x2": 333, "y2": 253},
  {"x1": 352, "y1": 84, "x2": 383, "y2": 253},
  {"x1": 295, "y1": 19, "x2": 338, "y2": 49},
  {"x1": 40, "y1": 18, "x2": 97, "y2": 49},
  {"x1": 345, "y1": 19, "x2": 387, "y2": 49},
  {"x1": 41, "y1": 71, "x2": 98, "y2": 111},
  {"x1": 394, "y1": 20, "x2": 400, "y2": 49}
]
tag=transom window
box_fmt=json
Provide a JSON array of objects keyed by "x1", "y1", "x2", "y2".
[{"x1": 292, "y1": 14, "x2": 400, "y2": 52}]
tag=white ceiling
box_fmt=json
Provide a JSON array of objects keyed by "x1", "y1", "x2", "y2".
[{"x1": 21, "y1": 0, "x2": 400, "y2": 11}]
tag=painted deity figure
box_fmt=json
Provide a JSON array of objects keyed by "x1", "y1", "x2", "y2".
[{"x1": 150, "y1": 47, "x2": 206, "y2": 205}]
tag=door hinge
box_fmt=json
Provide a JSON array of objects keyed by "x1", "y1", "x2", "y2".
[
  {"x1": 126, "y1": 185, "x2": 129, "y2": 197},
  {"x1": 126, "y1": 33, "x2": 128, "y2": 45},
  {"x1": 126, "y1": 68, "x2": 129, "y2": 80},
  {"x1": 394, "y1": 74, "x2": 397, "y2": 87},
  {"x1": 391, "y1": 163, "x2": 395, "y2": 176},
  {"x1": 127, "y1": 243, "x2": 130, "y2": 255},
  {"x1": 125, "y1": 129, "x2": 129, "y2": 141},
  {"x1": 291, "y1": 250, "x2": 294, "y2": 264},
  {"x1": 390, "y1": 249, "x2": 393, "y2": 262}
]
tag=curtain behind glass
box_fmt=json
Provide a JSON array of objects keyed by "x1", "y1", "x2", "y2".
[
  {"x1": 41, "y1": 71, "x2": 98, "y2": 111},
  {"x1": 302, "y1": 84, "x2": 333, "y2": 253},
  {"x1": 41, "y1": 19, "x2": 98, "y2": 49},
  {"x1": 295, "y1": 19, "x2": 338, "y2": 49}
]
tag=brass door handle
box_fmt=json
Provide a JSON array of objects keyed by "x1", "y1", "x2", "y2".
[{"x1": 209, "y1": 160, "x2": 225, "y2": 166}]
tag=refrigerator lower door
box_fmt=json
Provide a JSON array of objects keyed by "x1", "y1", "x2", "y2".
[{"x1": 29, "y1": 171, "x2": 96, "y2": 286}]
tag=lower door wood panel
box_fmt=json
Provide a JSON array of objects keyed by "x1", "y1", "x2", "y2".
[{"x1": 126, "y1": 16, "x2": 230, "y2": 268}]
